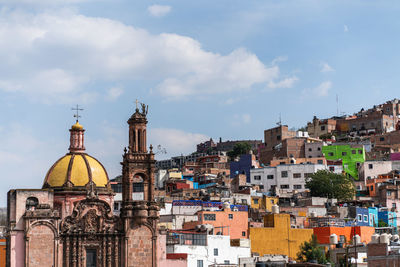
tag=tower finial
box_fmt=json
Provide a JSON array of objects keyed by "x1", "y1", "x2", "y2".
[{"x1": 72, "y1": 104, "x2": 83, "y2": 122}]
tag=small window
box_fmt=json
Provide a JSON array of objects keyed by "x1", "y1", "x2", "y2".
[
  {"x1": 224, "y1": 260, "x2": 230, "y2": 264},
  {"x1": 370, "y1": 186, "x2": 373, "y2": 191},
  {"x1": 281, "y1": 171, "x2": 288, "y2": 178},
  {"x1": 358, "y1": 150, "x2": 363, "y2": 154},
  {"x1": 294, "y1": 184, "x2": 302, "y2": 189},
  {"x1": 317, "y1": 160, "x2": 323, "y2": 164},
  {"x1": 352, "y1": 150, "x2": 356, "y2": 154},
  {"x1": 393, "y1": 203, "x2": 397, "y2": 209},
  {"x1": 259, "y1": 185, "x2": 264, "y2": 189},
  {"x1": 242, "y1": 231, "x2": 246, "y2": 236},
  {"x1": 197, "y1": 260, "x2": 204, "y2": 267},
  {"x1": 26, "y1": 197, "x2": 39, "y2": 211},
  {"x1": 204, "y1": 214, "x2": 216, "y2": 221},
  {"x1": 321, "y1": 126, "x2": 325, "y2": 131},
  {"x1": 229, "y1": 214, "x2": 233, "y2": 220},
  {"x1": 329, "y1": 166, "x2": 335, "y2": 172},
  {"x1": 186, "y1": 193, "x2": 190, "y2": 196},
  {"x1": 293, "y1": 173, "x2": 302, "y2": 178},
  {"x1": 277, "y1": 135, "x2": 281, "y2": 141},
  {"x1": 342, "y1": 152, "x2": 347, "y2": 156},
  {"x1": 380, "y1": 137, "x2": 385, "y2": 141},
  {"x1": 308, "y1": 148, "x2": 312, "y2": 152},
  {"x1": 387, "y1": 191, "x2": 392, "y2": 196},
  {"x1": 114, "y1": 203, "x2": 119, "y2": 211},
  {"x1": 241, "y1": 199, "x2": 247, "y2": 204},
  {"x1": 214, "y1": 248, "x2": 218, "y2": 256},
  {"x1": 254, "y1": 175, "x2": 261, "y2": 181},
  {"x1": 317, "y1": 147, "x2": 321, "y2": 151},
  {"x1": 369, "y1": 164, "x2": 373, "y2": 169},
  {"x1": 364, "y1": 215, "x2": 368, "y2": 223},
  {"x1": 280, "y1": 184, "x2": 289, "y2": 189},
  {"x1": 267, "y1": 175, "x2": 274, "y2": 180},
  {"x1": 358, "y1": 214, "x2": 362, "y2": 222},
  {"x1": 328, "y1": 152, "x2": 334, "y2": 157}
]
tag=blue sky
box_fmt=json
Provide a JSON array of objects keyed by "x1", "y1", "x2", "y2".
[{"x1": 0, "y1": 0, "x2": 400, "y2": 205}]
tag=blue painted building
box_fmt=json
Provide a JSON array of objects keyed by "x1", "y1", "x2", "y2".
[
  {"x1": 349, "y1": 207, "x2": 370, "y2": 226},
  {"x1": 230, "y1": 154, "x2": 256, "y2": 182},
  {"x1": 378, "y1": 210, "x2": 397, "y2": 228},
  {"x1": 368, "y1": 207, "x2": 379, "y2": 227}
]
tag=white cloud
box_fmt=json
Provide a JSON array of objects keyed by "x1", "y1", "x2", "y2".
[
  {"x1": 148, "y1": 128, "x2": 208, "y2": 158},
  {"x1": 302, "y1": 81, "x2": 332, "y2": 98},
  {"x1": 148, "y1": 4, "x2": 172, "y2": 17},
  {"x1": 320, "y1": 62, "x2": 335, "y2": 73},
  {"x1": 344, "y1": 25, "x2": 349, "y2": 32},
  {"x1": 106, "y1": 87, "x2": 124, "y2": 101},
  {"x1": 268, "y1": 76, "x2": 298, "y2": 89},
  {"x1": 0, "y1": 10, "x2": 293, "y2": 103}
]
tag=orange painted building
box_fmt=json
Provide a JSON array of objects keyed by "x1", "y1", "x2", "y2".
[
  {"x1": 313, "y1": 226, "x2": 375, "y2": 245},
  {"x1": 366, "y1": 177, "x2": 389, "y2": 197},
  {"x1": 0, "y1": 239, "x2": 5, "y2": 267},
  {"x1": 182, "y1": 208, "x2": 248, "y2": 239}
]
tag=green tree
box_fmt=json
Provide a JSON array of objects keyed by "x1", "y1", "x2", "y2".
[
  {"x1": 305, "y1": 170, "x2": 355, "y2": 201},
  {"x1": 227, "y1": 142, "x2": 252, "y2": 160},
  {"x1": 297, "y1": 235, "x2": 328, "y2": 264}
]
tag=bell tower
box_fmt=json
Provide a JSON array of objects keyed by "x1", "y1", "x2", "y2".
[{"x1": 121, "y1": 101, "x2": 159, "y2": 267}]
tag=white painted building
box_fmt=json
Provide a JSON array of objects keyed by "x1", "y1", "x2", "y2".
[
  {"x1": 358, "y1": 161, "x2": 393, "y2": 180},
  {"x1": 250, "y1": 164, "x2": 327, "y2": 195},
  {"x1": 166, "y1": 232, "x2": 250, "y2": 266},
  {"x1": 156, "y1": 169, "x2": 168, "y2": 189}
]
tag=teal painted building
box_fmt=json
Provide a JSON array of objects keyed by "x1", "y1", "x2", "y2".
[{"x1": 322, "y1": 144, "x2": 365, "y2": 180}]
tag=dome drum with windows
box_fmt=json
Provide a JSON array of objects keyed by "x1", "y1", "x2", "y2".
[{"x1": 43, "y1": 121, "x2": 111, "y2": 191}]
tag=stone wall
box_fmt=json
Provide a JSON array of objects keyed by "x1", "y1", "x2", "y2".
[{"x1": 127, "y1": 225, "x2": 153, "y2": 266}]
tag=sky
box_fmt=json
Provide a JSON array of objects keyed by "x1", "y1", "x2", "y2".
[{"x1": 1, "y1": 0, "x2": 400, "y2": 206}]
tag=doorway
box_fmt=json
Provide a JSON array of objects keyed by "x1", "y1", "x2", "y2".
[{"x1": 86, "y1": 249, "x2": 97, "y2": 267}]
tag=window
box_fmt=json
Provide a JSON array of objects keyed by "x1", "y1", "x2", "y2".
[
  {"x1": 329, "y1": 167, "x2": 335, "y2": 172},
  {"x1": 293, "y1": 173, "x2": 301, "y2": 178},
  {"x1": 254, "y1": 175, "x2": 261, "y2": 181},
  {"x1": 229, "y1": 214, "x2": 233, "y2": 220},
  {"x1": 280, "y1": 184, "x2": 289, "y2": 189},
  {"x1": 214, "y1": 248, "x2": 218, "y2": 256},
  {"x1": 358, "y1": 214, "x2": 362, "y2": 222},
  {"x1": 281, "y1": 171, "x2": 288, "y2": 178},
  {"x1": 317, "y1": 147, "x2": 321, "y2": 151},
  {"x1": 370, "y1": 186, "x2": 373, "y2": 191},
  {"x1": 380, "y1": 137, "x2": 385, "y2": 141},
  {"x1": 111, "y1": 183, "x2": 122, "y2": 193},
  {"x1": 197, "y1": 260, "x2": 204, "y2": 267},
  {"x1": 224, "y1": 261, "x2": 230, "y2": 264},
  {"x1": 342, "y1": 152, "x2": 347, "y2": 156},
  {"x1": 293, "y1": 185, "x2": 302, "y2": 189},
  {"x1": 364, "y1": 215, "x2": 368, "y2": 223},
  {"x1": 253, "y1": 199, "x2": 259, "y2": 204},
  {"x1": 387, "y1": 191, "x2": 392, "y2": 196},
  {"x1": 369, "y1": 164, "x2": 373, "y2": 169},
  {"x1": 132, "y1": 182, "x2": 144, "y2": 192},
  {"x1": 267, "y1": 175, "x2": 274, "y2": 180},
  {"x1": 114, "y1": 203, "x2": 119, "y2": 211},
  {"x1": 308, "y1": 148, "x2": 312, "y2": 152},
  {"x1": 204, "y1": 214, "x2": 216, "y2": 221},
  {"x1": 393, "y1": 203, "x2": 397, "y2": 209},
  {"x1": 352, "y1": 150, "x2": 356, "y2": 154},
  {"x1": 241, "y1": 199, "x2": 247, "y2": 205},
  {"x1": 259, "y1": 185, "x2": 264, "y2": 189},
  {"x1": 317, "y1": 160, "x2": 323, "y2": 164},
  {"x1": 186, "y1": 193, "x2": 190, "y2": 196},
  {"x1": 26, "y1": 197, "x2": 39, "y2": 211},
  {"x1": 358, "y1": 150, "x2": 363, "y2": 154},
  {"x1": 242, "y1": 231, "x2": 246, "y2": 236},
  {"x1": 277, "y1": 135, "x2": 281, "y2": 141},
  {"x1": 321, "y1": 126, "x2": 326, "y2": 131},
  {"x1": 328, "y1": 152, "x2": 334, "y2": 157}
]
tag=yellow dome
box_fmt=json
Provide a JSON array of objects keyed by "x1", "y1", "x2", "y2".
[
  {"x1": 43, "y1": 154, "x2": 109, "y2": 189},
  {"x1": 71, "y1": 121, "x2": 84, "y2": 130}
]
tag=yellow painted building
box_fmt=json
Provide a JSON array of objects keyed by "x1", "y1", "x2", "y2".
[
  {"x1": 251, "y1": 196, "x2": 279, "y2": 212},
  {"x1": 168, "y1": 168, "x2": 182, "y2": 179},
  {"x1": 250, "y1": 213, "x2": 313, "y2": 259}
]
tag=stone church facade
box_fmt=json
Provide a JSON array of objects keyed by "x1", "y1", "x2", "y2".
[{"x1": 6, "y1": 104, "x2": 159, "y2": 267}]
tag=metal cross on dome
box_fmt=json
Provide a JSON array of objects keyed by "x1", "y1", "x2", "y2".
[{"x1": 72, "y1": 104, "x2": 84, "y2": 122}]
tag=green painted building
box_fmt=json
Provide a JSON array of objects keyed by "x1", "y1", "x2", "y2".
[{"x1": 322, "y1": 144, "x2": 365, "y2": 180}]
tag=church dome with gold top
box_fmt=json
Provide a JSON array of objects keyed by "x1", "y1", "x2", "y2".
[{"x1": 43, "y1": 120, "x2": 110, "y2": 190}]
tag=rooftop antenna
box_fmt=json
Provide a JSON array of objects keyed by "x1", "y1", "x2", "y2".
[
  {"x1": 276, "y1": 113, "x2": 282, "y2": 126},
  {"x1": 336, "y1": 94, "x2": 339, "y2": 116}
]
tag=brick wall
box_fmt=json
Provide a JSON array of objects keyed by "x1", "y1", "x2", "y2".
[
  {"x1": 28, "y1": 225, "x2": 54, "y2": 267},
  {"x1": 127, "y1": 226, "x2": 153, "y2": 266}
]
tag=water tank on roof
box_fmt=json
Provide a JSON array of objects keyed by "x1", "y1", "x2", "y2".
[
  {"x1": 330, "y1": 234, "x2": 338, "y2": 245},
  {"x1": 371, "y1": 233, "x2": 380, "y2": 243},
  {"x1": 353, "y1": 234, "x2": 361, "y2": 245},
  {"x1": 380, "y1": 233, "x2": 390, "y2": 244},
  {"x1": 272, "y1": 205, "x2": 279, "y2": 214}
]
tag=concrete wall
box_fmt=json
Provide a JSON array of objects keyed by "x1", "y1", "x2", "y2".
[
  {"x1": 359, "y1": 161, "x2": 392, "y2": 180},
  {"x1": 167, "y1": 235, "x2": 250, "y2": 266}
]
